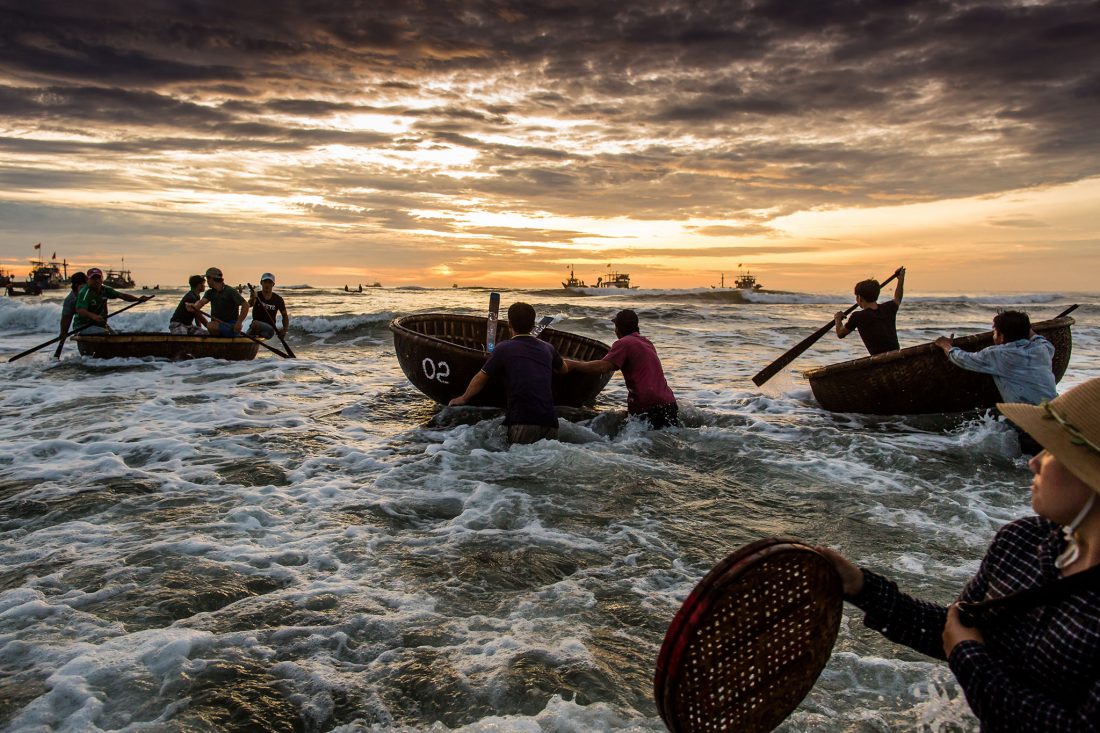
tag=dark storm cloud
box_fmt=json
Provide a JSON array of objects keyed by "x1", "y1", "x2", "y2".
[{"x1": 0, "y1": 0, "x2": 1097, "y2": 242}]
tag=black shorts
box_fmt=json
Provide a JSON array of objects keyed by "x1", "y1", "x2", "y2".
[{"x1": 638, "y1": 403, "x2": 679, "y2": 430}]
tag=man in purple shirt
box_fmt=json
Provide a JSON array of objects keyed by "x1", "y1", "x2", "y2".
[
  {"x1": 449, "y1": 302, "x2": 569, "y2": 445},
  {"x1": 567, "y1": 309, "x2": 679, "y2": 429}
]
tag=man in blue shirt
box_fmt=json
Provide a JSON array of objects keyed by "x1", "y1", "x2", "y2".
[
  {"x1": 449, "y1": 302, "x2": 569, "y2": 445},
  {"x1": 935, "y1": 310, "x2": 1056, "y2": 454},
  {"x1": 934, "y1": 310, "x2": 1057, "y2": 405}
]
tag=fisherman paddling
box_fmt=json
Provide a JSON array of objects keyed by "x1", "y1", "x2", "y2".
[
  {"x1": 195, "y1": 267, "x2": 247, "y2": 336},
  {"x1": 834, "y1": 267, "x2": 905, "y2": 355},
  {"x1": 73, "y1": 267, "x2": 150, "y2": 334}
]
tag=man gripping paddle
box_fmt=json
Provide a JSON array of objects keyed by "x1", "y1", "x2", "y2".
[{"x1": 74, "y1": 268, "x2": 151, "y2": 334}]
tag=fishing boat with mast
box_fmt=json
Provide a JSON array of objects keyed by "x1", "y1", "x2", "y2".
[
  {"x1": 734, "y1": 268, "x2": 763, "y2": 291},
  {"x1": 562, "y1": 265, "x2": 588, "y2": 289},
  {"x1": 7, "y1": 246, "x2": 68, "y2": 295},
  {"x1": 104, "y1": 261, "x2": 136, "y2": 289},
  {"x1": 594, "y1": 267, "x2": 636, "y2": 289}
]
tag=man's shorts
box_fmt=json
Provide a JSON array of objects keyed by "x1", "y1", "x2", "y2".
[
  {"x1": 249, "y1": 320, "x2": 276, "y2": 338},
  {"x1": 170, "y1": 322, "x2": 206, "y2": 336},
  {"x1": 638, "y1": 403, "x2": 680, "y2": 430},
  {"x1": 507, "y1": 424, "x2": 559, "y2": 445}
]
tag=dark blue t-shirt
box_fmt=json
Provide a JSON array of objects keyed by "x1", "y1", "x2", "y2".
[{"x1": 482, "y1": 335, "x2": 564, "y2": 427}]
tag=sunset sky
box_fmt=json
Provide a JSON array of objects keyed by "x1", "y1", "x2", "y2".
[{"x1": 1, "y1": 0, "x2": 1097, "y2": 291}]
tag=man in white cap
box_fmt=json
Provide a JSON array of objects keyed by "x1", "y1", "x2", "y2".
[
  {"x1": 819, "y1": 377, "x2": 1100, "y2": 729},
  {"x1": 247, "y1": 272, "x2": 289, "y2": 339}
]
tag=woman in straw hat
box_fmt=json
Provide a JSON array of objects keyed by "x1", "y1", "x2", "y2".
[{"x1": 820, "y1": 377, "x2": 1100, "y2": 731}]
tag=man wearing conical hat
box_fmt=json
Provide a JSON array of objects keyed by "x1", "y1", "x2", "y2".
[{"x1": 821, "y1": 378, "x2": 1100, "y2": 729}]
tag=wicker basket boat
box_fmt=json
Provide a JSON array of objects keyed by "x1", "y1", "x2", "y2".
[
  {"x1": 803, "y1": 316, "x2": 1074, "y2": 415},
  {"x1": 390, "y1": 313, "x2": 613, "y2": 407},
  {"x1": 74, "y1": 333, "x2": 261, "y2": 361}
]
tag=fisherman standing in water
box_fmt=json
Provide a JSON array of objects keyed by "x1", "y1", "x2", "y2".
[
  {"x1": 934, "y1": 310, "x2": 1057, "y2": 454},
  {"x1": 449, "y1": 302, "x2": 569, "y2": 445},
  {"x1": 834, "y1": 266, "x2": 906, "y2": 355},
  {"x1": 567, "y1": 309, "x2": 679, "y2": 429}
]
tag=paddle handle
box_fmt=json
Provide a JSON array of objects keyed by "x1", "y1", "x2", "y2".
[
  {"x1": 200, "y1": 311, "x2": 290, "y2": 358},
  {"x1": 8, "y1": 295, "x2": 155, "y2": 363},
  {"x1": 1055, "y1": 304, "x2": 1079, "y2": 319},
  {"x1": 751, "y1": 269, "x2": 901, "y2": 386},
  {"x1": 249, "y1": 289, "x2": 296, "y2": 358}
]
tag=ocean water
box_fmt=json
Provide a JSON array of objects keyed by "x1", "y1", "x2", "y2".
[{"x1": 0, "y1": 285, "x2": 1096, "y2": 732}]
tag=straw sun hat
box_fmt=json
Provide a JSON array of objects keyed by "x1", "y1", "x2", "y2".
[{"x1": 1000, "y1": 377, "x2": 1100, "y2": 493}]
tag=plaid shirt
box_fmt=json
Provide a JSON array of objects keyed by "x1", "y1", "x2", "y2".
[{"x1": 852, "y1": 516, "x2": 1100, "y2": 731}]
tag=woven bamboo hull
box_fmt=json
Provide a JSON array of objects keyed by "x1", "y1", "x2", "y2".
[
  {"x1": 390, "y1": 314, "x2": 613, "y2": 407},
  {"x1": 74, "y1": 333, "x2": 261, "y2": 361},
  {"x1": 804, "y1": 317, "x2": 1074, "y2": 415}
]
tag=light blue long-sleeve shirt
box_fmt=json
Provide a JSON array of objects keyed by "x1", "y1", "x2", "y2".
[{"x1": 946, "y1": 335, "x2": 1057, "y2": 405}]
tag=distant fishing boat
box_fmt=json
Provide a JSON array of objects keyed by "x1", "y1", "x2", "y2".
[
  {"x1": 104, "y1": 268, "x2": 136, "y2": 289},
  {"x1": 389, "y1": 313, "x2": 612, "y2": 407},
  {"x1": 595, "y1": 267, "x2": 635, "y2": 289},
  {"x1": 29, "y1": 256, "x2": 68, "y2": 289},
  {"x1": 734, "y1": 269, "x2": 763, "y2": 291},
  {"x1": 74, "y1": 333, "x2": 262, "y2": 361},
  {"x1": 804, "y1": 315, "x2": 1075, "y2": 415},
  {"x1": 562, "y1": 265, "x2": 588, "y2": 289}
]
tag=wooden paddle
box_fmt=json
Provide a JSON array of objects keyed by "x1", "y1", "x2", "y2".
[
  {"x1": 248, "y1": 284, "x2": 296, "y2": 358},
  {"x1": 199, "y1": 311, "x2": 290, "y2": 359},
  {"x1": 1055, "y1": 304, "x2": 1079, "y2": 319},
  {"x1": 9, "y1": 295, "x2": 156, "y2": 363},
  {"x1": 752, "y1": 268, "x2": 902, "y2": 386},
  {"x1": 486, "y1": 292, "x2": 501, "y2": 353}
]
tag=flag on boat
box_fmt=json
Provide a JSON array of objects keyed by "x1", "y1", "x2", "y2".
[{"x1": 34, "y1": 243, "x2": 41, "y2": 250}]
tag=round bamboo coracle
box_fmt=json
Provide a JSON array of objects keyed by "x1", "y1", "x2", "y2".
[{"x1": 655, "y1": 539, "x2": 843, "y2": 733}]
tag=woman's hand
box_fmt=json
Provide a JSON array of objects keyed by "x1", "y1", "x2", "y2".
[
  {"x1": 943, "y1": 603, "x2": 984, "y2": 657},
  {"x1": 815, "y1": 546, "x2": 865, "y2": 598}
]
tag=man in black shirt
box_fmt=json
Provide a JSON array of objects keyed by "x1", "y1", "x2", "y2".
[
  {"x1": 169, "y1": 275, "x2": 208, "y2": 335},
  {"x1": 449, "y1": 302, "x2": 570, "y2": 445},
  {"x1": 195, "y1": 266, "x2": 247, "y2": 336},
  {"x1": 247, "y1": 272, "x2": 289, "y2": 338},
  {"x1": 834, "y1": 267, "x2": 905, "y2": 355}
]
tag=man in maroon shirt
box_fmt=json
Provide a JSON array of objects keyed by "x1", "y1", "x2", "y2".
[{"x1": 567, "y1": 309, "x2": 679, "y2": 428}]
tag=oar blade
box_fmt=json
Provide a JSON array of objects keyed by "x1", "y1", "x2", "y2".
[{"x1": 752, "y1": 322, "x2": 833, "y2": 386}]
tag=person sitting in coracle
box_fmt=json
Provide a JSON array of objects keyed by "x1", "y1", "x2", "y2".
[
  {"x1": 195, "y1": 267, "x2": 247, "y2": 336},
  {"x1": 169, "y1": 275, "x2": 208, "y2": 336},
  {"x1": 834, "y1": 267, "x2": 905, "y2": 355},
  {"x1": 59, "y1": 271, "x2": 88, "y2": 342},
  {"x1": 819, "y1": 377, "x2": 1100, "y2": 731},
  {"x1": 73, "y1": 267, "x2": 149, "y2": 334},
  {"x1": 247, "y1": 273, "x2": 289, "y2": 339}
]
